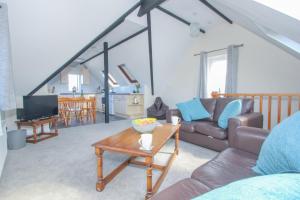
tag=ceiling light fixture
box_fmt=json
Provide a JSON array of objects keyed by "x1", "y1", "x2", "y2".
[{"x1": 190, "y1": 22, "x2": 201, "y2": 38}]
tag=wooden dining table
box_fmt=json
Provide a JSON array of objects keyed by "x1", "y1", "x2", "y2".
[{"x1": 58, "y1": 97, "x2": 96, "y2": 127}]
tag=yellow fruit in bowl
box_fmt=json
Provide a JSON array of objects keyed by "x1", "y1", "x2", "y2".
[
  {"x1": 132, "y1": 118, "x2": 158, "y2": 133},
  {"x1": 133, "y1": 118, "x2": 157, "y2": 125}
]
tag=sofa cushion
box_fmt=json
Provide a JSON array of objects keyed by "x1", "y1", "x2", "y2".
[
  {"x1": 218, "y1": 100, "x2": 242, "y2": 129},
  {"x1": 176, "y1": 102, "x2": 192, "y2": 122},
  {"x1": 253, "y1": 111, "x2": 300, "y2": 175},
  {"x1": 191, "y1": 148, "x2": 257, "y2": 189},
  {"x1": 193, "y1": 173, "x2": 300, "y2": 200},
  {"x1": 180, "y1": 121, "x2": 199, "y2": 132},
  {"x1": 200, "y1": 98, "x2": 217, "y2": 120},
  {"x1": 150, "y1": 178, "x2": 211, "y2": 200},
  {"x1": 188, "y1": 99, "x2": 211, "y2": 120},
  {"x1": 194, "y1": 121, "x2": 227, "y2": 140},
  {"x1": 213, "y1": 98, "x2": 254, "y2": 121}
]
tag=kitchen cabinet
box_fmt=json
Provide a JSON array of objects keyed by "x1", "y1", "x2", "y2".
[{"x1": 113, "y1": 94, "x2": 144, "y2": 119}]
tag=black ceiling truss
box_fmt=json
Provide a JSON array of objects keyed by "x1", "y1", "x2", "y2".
[
  {"x1": 147, "y1": 12, "x2": 154, "y2": 95},
  {"x1": 199, "y1": 0, "x2": 233, "y2": 24},
  {"x1": 156, "y1": 6, "x2": 206, "y2": 34},
  {"x1": 80, "y1": 27, "x2": 148, "y2": 65},
  {"x1": 138, "y1": 0, "x2": 166, "y2": 17},
  {"x1": 28, "y1": 0, "x2": 232, "y2": 96},
  {"x1": 28, "y1": 2, "x2": 141, "y2": 96}
]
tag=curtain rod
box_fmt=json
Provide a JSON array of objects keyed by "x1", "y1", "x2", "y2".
[{"x1": 193, "y1": 44, "x2": 244, "y2": 56}]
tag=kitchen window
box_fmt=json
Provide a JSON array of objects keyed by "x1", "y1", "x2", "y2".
[{"x1": 68, "y1": 74, "x2": 83, "y2": 92}]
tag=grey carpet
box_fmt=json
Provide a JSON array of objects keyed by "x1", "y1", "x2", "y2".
[
  {"x1": 0, "y1": 120, "x2": 217, "y2": 200},
  {"x1": 56, "y1": 112, "x2": 125, "y2": 129}
]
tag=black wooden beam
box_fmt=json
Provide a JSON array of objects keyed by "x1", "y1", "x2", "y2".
[
  {"x1": 80, "y1": 27, "x2": 148, "y2": 65},
  {"x1": 147, "y1": 12, "x2": 154, "y2": 96},
  {"x1": 27, "y1": 2, "x2": 141, "y2": 96},
  {"x1": 199, "y1": 0, "x2": 233, "y2": 24},
  {"x1": 138, "y1": 0, "x2": 166, "y2": 17},
  {"x1": 156, "y1": 6, "x2": 205, "y2": 34},
  {"x1": 103, "y1": 42, "x2": 109, "y2": 123}
]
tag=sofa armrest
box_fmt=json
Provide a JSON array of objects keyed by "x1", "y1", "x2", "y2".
[
  {"x1": 230, "y1": 126, "x2": 269, "y2": 155},
  {"x1": 228, "y1": 112, "x2": 263, "y2": 143},
  {"x1": 166, "y1": 109, "x2": 182, "y2": 123}
]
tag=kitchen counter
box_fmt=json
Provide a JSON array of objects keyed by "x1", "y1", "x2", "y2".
[{"x1": 60, "y1": 92, "x2": 100, "y2": 95}]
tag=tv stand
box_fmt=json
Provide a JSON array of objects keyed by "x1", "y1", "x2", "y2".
[{"x1": 16, "y1": 117, "x2": 58, "y2": 144}]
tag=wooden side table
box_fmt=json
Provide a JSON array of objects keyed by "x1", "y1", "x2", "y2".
[{"x1": 16, "y1": 117, "x2": 58, "y2": 144}]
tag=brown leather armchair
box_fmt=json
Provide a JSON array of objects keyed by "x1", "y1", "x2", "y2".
[{"x1": 150, "y1": 127, "x2": 270, "y2": 200}]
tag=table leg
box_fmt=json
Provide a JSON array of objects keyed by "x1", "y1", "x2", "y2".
[
  {"x1": 33, "y1": 125, "x2": 37, "y2": 144},
  {"x1": 96, "y1": 148, "x2": 105, "y2": 191},
  {"x1": 175, "y1": 128, "x2": 179, "y2": 155},
  {"x1": 54, "y1": 118, "x2": 58, "y2": 135},
  {"x1": 145, "y1": 156, "x2": 153, "y2": 199}
]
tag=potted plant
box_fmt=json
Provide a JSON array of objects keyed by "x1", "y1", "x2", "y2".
[{"x1": 135, "y1": 83, "x2": 141, "y2": 93}]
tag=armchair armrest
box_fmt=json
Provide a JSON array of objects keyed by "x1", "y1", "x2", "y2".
[
  {"x1": 166, "y1": 109, "x2": 182, "y2": 123},
  {"x1": 228, "y1": 112, "x2": 263, "y2": 143},
  {"x1": 230, "y1": 126, "x2": 269, "y2": 155}
]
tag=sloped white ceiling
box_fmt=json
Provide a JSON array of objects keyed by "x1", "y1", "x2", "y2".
[
  {"x1": 8, "y1": 0, "x2": 300, "y2": 98},
  {"x1": 161, "y1": 0, "x2": 225, "y2": 30},
  {"x1": 207, "y1": 0, "x2": 300, "y2": 59},
  {"x1": 6, "y1": 0, "x2": 139, "y2": 96}
]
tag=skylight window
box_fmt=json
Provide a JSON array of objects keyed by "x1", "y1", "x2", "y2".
[
  {"x1": 102, "y1": 71, "x2": 119, "y2": 88},
  {"x1": 118, "y1": 64, "x2": 138, "y2": 84},
  {"x1": 253, "y1": 0, "x2": 300, "y2": 21}
]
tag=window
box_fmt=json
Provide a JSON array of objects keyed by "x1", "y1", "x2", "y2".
[
  {"x1": 102, "y1": 71, "x2": 119, "y2": 87},
  {"x1": 118, "y1": 64, "x2": 138, "y2": 83},
  {"x1": 68, "y1": 74, "x2": 83, "y2": 92},
  {"x1": 206, "y1": 53, "x2": 227, "y2": 97},
  {"x1": 253, "y1": 0, "x2": 300, "y2": 21}
]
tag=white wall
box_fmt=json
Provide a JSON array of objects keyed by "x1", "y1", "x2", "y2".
[
  {"x1": 157, "y1": 23, "x2": 300, "y2": 108},
  {"x1": 0, "y1": 112, "x2": 7, "y2": 177},
  {"x1": 167, "y1": 23, "x2": 300, "y2": 128},
  {"x1": 191, "y1": 24, "x2": 300, "y2": 94}
]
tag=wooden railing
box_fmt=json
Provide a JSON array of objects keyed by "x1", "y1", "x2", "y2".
[{"x1": 211, "y1": 92, "x2": 300, "y2": 129}]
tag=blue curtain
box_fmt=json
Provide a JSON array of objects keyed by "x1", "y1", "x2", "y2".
[
  {"x1": 198, "y1": 52, "x2": 208, "y2": 98},
  {"x1": 225, "y1": 45, "x2": 239, "y2": 93},
  {"x1": 0, "y1": 3, "x2": 16, "y2": 110}
]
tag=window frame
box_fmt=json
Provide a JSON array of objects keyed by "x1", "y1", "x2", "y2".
[
  {"x1": 118, "y1": 64, "x2": 138, "y2": 84},
  {"x1": 102, "y1": 71, "x2": 119, "y2": 88}
]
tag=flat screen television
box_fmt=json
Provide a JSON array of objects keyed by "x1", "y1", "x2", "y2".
[{"x1": 22, "y1": 95, "x2": 58, "y2": 120}]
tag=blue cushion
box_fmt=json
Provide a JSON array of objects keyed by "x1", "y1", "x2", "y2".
[
  {"x1": 218, "y1": 100, "x2": 242, "y2": 129},
  {"x1": 176, "y1": 99, "x2": 210, "y2": 122},
  {"x1": 187, "y1": 99, "x2": 210, "y2": 120},
  {"x1": 253, "y1": 111, "x2": 300, "y2": 175},
  {"x1": 193, "y1": 173, "x2": 300, "y2": 200},
  {"x1": 176, "y1": 102, "x2": 192, "y2": 122}
]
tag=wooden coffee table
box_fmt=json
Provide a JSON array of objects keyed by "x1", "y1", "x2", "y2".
[{"x1": 92, "y1": 124, "x2": 180, "y2": 199}]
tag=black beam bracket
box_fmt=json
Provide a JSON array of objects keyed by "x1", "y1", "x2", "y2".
[{"x1": 156, "y1": 6, "x2": 205, "y2": 34}]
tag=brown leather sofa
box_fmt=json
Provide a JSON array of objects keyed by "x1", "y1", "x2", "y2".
[
  {"x1": 151, "y1": 126, "x2": 270, "y2": 200},
  {"x1": 166, "y1": 98, "x2": 263, "y2": 151}
]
